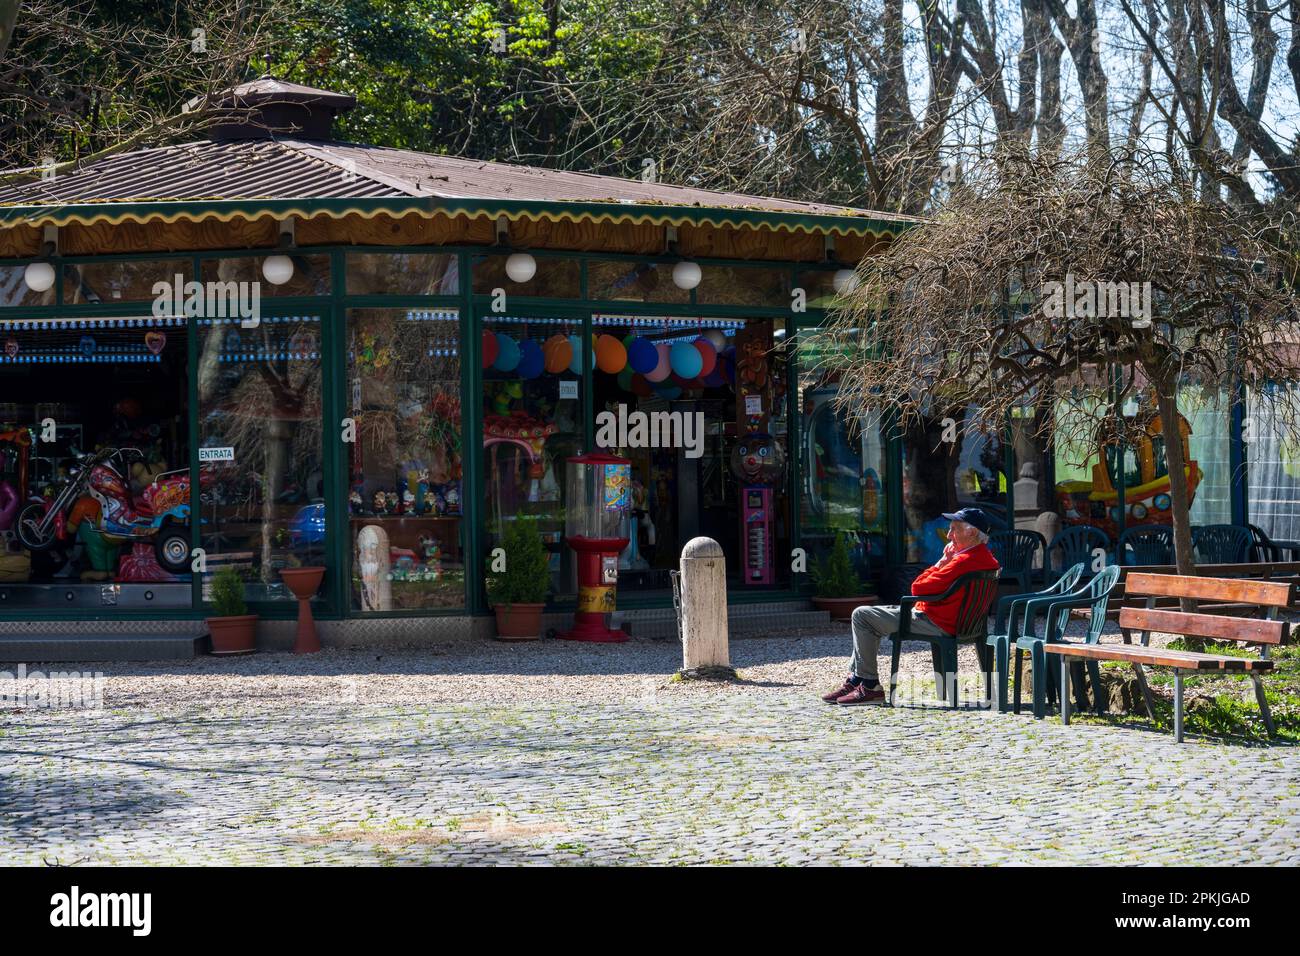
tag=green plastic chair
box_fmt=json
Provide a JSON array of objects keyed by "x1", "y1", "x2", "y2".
[
  {"x1": 1013, "y1": 564, "x2": 1122, "y2": 719},
  {"x1": 986, "y1": 562, "x2": 1086, "y2": 713},
  {"x1": 888, "y1": 568, "x2": 1001, "y2": 709}
]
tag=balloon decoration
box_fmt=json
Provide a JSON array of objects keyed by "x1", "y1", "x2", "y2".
[
  {"x1": 702, "y1": 329, "x2": 728, "y2": 351},
  {"x1": 669, "y1": 341, "x2": 703, "y2": 379},
  {"x1": 617, "y1": 367, "x2": 634, "y2": 392},
  {"x1": 645, "y1": 343, "x2": 671, "y2": 382},
  {"x1": 493, "y1": 333, "x2": 520, "y2": 372},
  {"x1": 630, "y1": 373, "x2": 653, "y2": 397},
  {"x1": 567, "y1": 334, "x2": 593, "y2": 374},
  {"x1": 626, "y1": 337, "x2": 658, "y2": 374},
  {"x1": 595, "y1": 334, "x2": 627, "y2": 374},
  {"x1": 542, "y1": 334, "x2": 572, "y2": 374},
  {"x1": 693, "y1": 338, "x2": 718, "y2": 377},
  {"x1": 516, "y1": 338, "x2": 544, "y2": 379},
  {"x1": 482, "y1": 329, "x2": 500, "y2": 369},
  {"x1": 654, "y1": 383, "x2": 682, "y2": 400}
]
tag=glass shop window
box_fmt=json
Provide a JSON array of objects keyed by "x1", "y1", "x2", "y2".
[
  {"x1": 195, "y1": 313, "x2": 325, "y2": 603},
  {"x1": 481, "y1": 313, "x2": 585, "y2": 600},
  {"x1": 796, "y1": 331, "x2": 887, "y2": 577},
  {"x1": 1246, "y1": 384, "x2": 1300, "y2": 541},
  {"x1": 901, "y1": 405, "x2": 1004, "y2": 564},
  {"x1": 62, "y1": 258, "x2": 192, "y2": 305},
  {"x1": 471, "y1": 254, "x2": 580, "y2": 300},
  {"x1": 345, "y1": 252, "x2": 459, "y2": 296},
  {"x1": 586, "y1": 259, "x2": 690, "y2": 304},
  {"x1": 1, "y1": 264, "x2": 56, "y2": 308},
  {"x1": 345, "y1": 308, "x2": 465, "y2": 611},
  {"x1": 200, "y1": 254, "x2": 332, "y2": 298}
]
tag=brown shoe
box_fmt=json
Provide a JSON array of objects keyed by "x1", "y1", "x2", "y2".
[
  {"x1": 821, "y1": 678, "x2": 856, "y2": 703},
  {"x1": 836, "y1": 683, "x2": 886, "y2": 706}
]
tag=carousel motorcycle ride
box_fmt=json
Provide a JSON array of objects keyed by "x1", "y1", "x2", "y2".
[{"x1": 15, "y1": 447, "x2": 194, "y2": 574}]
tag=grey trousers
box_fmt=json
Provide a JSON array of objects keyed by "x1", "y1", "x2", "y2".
[{"x1": 849, "y1": 604, "x2": 948, "y2": 682}]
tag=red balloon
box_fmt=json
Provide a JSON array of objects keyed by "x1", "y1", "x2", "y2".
[
  {"x1": 631, "y1": 373, "x2": 654, "y2": 397},
  {"x1": 482, "y1": 329, "x2": 499, "y2": 369},
  {"x1": 693, "y1": 339, "x2": 717, "y2": 377}
]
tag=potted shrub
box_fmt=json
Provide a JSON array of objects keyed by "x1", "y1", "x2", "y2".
[
  {"x1": 810, "y1": 534, "x2": 877, "y2": 621},
  {"x1": 486, "y1": 517, "x2": 550, "y2": 640},
  {"x1": 206, "y1": 564, "x2": 258, "y2": 654}
]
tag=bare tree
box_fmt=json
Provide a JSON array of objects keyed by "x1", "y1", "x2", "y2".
[
  {"x1": 818, "y1": 146, "x2": 1300, "y2": 574},
  {"x1": 0, "y1": 0, "x2": 288, "y2": 175}
]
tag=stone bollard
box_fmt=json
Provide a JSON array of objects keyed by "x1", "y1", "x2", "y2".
[{"x1": 678, "y1": 536, "x2": 736, "y2": 680}]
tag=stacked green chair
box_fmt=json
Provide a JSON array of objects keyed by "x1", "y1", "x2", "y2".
[
  {"x1": 987, "y1": 529, "x2": 1046, "y2": 592},
  {"x1": 1013, "y1": 564, "x2": 1122, "y2": 719},
  {"x1": 1191, "y1": 524, "x2": 1253, "y2": 563},
  {"x1": 887, "y1": 568, "x2": 1002, "y2": 709},
  {"x1": 1116, "y1": 525, "x2": 1173, "y2": 566},
  {"x1": 986, "y1": 562, "x2": 1086, "y2": 713},
  {"x1": 1047, "y1": 525, "x2": 1110, "y2": 580}
]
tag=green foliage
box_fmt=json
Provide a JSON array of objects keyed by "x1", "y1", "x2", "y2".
[
  {"x1": 486, "y1": 516, "x2": 550, "y2": 605},
  {"x1": 208, "y1": 565, "x2": 248, "y2": 618},
  {"x1": 810, "y1": 534, "x2": 869, "y2": 598}
]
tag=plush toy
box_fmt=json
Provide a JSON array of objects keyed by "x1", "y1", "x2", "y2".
[{"x1": 372, "y1": 490, "x2": 388, "y2": 514}]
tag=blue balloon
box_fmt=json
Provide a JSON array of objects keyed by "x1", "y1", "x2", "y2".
[
  {"x1": 567, "y1": 334, "x2": 593, "y2": 375},
  {"x1": 516, "y1": 338, "x2": 544, "y2": 379},
  {"x1": 493, "y1": 333, "x2": 520, "y2": 372},
  {"x1": 654, "y1": 383, "x2": 683, "y2": 400},
  {"x1": 670, "y1": 341, "x2": 703, "y2": 379},
  {"x1": 627, "y1": 337, "x2": 658, "y2": 374}
]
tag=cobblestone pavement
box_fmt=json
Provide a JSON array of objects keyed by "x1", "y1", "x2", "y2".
[{"x1": 1, "y1": 636, "x2": 1298, "y2": 865}]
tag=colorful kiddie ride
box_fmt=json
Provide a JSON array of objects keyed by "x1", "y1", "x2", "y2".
[
  {"x1": 560, "y1": 452, "x2": 631, "y2": 642},
  {"x1": 15, "y1": 447, "x2": 194, "y2": 578},
  {"x1": 1055, "y1": 407, "x2": 1201, "y2": 539},
  {"x1": 732, "y1": 432, "x2": 785, "y2": 586}
]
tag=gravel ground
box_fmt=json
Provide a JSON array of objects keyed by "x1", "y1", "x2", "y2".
[
  {"x1": 4, "y1": 622, "x2": 1299, "y2": 865},
  {"x1": 0, "y1": 623, "x2": 1005, "y2": 713}
]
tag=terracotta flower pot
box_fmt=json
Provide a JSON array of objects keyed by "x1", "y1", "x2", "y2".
[
  {"x1": 280, "y1": 566, "x2": 326, "y2": 654},
  {"x1": 812, "y1": 595, "x2": 878, "y2": 622},
  {"x1": 493, "y1": 602, "x2": 545, "y2": 641},
  {"x1": 207, "y1": 614, "x2": 259, "y2": 655}
]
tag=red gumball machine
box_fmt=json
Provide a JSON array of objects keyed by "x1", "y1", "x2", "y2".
[{"x1": 560, "y1": 452, "x2": 631, "y2": 643}]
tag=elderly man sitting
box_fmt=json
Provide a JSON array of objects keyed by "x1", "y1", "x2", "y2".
[{"x1": 823, "y1": 508, "x2": 1000, "y2": 706}]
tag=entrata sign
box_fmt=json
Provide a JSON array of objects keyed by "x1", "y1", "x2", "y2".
[{"x1": 198, "y1": 446, "x2": 235, "y2": 462}]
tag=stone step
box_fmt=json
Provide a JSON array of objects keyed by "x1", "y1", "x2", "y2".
[{"x1": 0, "y1": 633, "x2": 205, "y2": 663}]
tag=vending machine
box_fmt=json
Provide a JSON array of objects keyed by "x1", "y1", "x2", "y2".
[
  {"x1": 560, "y1": 451, "x2": 631, "y2": 642},
  {"x1": 731, "y1": 433, "x2": 785, "y2": 586}
]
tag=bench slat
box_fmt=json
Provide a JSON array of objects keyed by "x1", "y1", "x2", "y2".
[
  {"x1": 1125, "y1": 573, "x2": 1294, "y2": 608},
  {"x1": 1118, "y1": 607, "x2": 1287, "y2": 645},
  {"x1": 1045, "y1": 642, "x2": 1274, "y2": 671}
]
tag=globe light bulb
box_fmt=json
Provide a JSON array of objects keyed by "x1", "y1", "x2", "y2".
[
  {"x1": 672, "y1": 260, "x2": 702, "y2": 290},
  {"x1": 23, "y1": 261, "x2": 55, "y2": 293},
  {"x1": 505, "y1": 252, "x2": 537, "y2": 283},
  {"x1": 262, "y1": 254, "x2": 295, "y2": 286}
]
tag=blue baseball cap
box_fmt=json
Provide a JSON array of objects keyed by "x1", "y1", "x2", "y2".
[{"x1": 941, "y1": 507, "x2": 992, "y2": 534}]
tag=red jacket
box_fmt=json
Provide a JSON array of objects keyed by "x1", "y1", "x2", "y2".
[{"x1": 911, "y1": 542, "x2": 1000, "y2": 635}]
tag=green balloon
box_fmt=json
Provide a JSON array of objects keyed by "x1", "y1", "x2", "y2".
[{"x1": 617, "y1": 367, "x2": 634, "y2": 392}]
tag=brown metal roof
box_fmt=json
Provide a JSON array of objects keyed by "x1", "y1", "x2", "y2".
[
  {"x1": 0, "y1": 137, "x2": 917, "y2": 224},
  {"x1": 0, "y1": 140, "x2": 398, "y2": 204}
]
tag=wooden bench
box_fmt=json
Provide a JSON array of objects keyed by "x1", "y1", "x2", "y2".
[
  {"x1": 1073, "y1": 561, "x2": 1300, "y2": 623},
  {"x1": 1046, "y1": 573, "x2": 1291, "y2": 743}
]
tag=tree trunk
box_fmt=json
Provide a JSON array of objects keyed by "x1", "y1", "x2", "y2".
[{"x1": 1154, "y1": 382, "x2": 1198, "y2": 620}]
